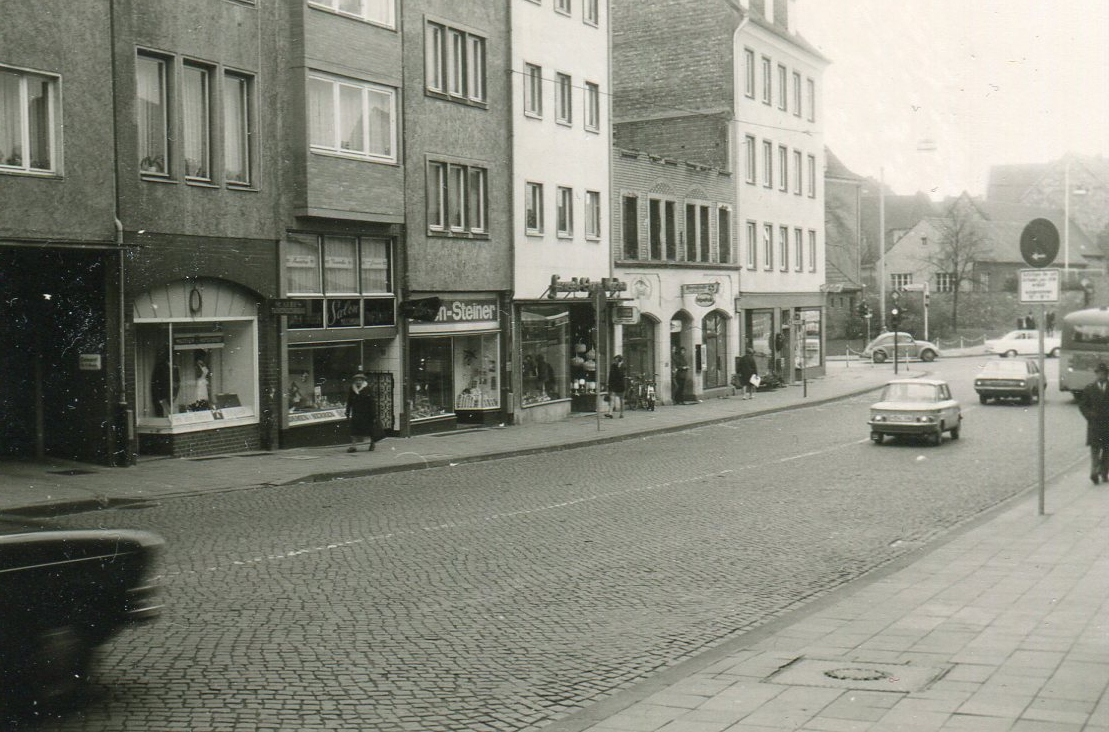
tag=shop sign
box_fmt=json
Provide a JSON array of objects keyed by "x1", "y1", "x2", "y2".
[
  {"x1": 694, "y1": 293, "x2": 715, "y2": 307},
  {"x1": 612, "y1": 306, "x2": 640, "y2": 325},
  {"x1": 270, "y1": 299, "x2": 309, "y2": 316},
  {"x1": 434, "y1": 298, "x2": 498, "y2": 324},
  {"x1": 326, "y1": 298, "x2": 361, "y2": 328},
  {"x1": 78, "y1": 354, "x2": 102, "y2": 371},
  {"x1": 680, "y1": 283, "x2": 720, "y2": 296},
  {"x1": 173, "y1": 334, "x2": 224, "y2": 347},
  {"x1": 670, "y1": 319, "x2": 684, "y2": 333},
  {"x1": 285, "y1": 254, "x2": 317, "y2": 268},
  {"x1": 288, "y1": 408, "x2": 346, "y2": 425},
  {"x1": 323, "y1": 255, "x2": 355, "y2": 270}
]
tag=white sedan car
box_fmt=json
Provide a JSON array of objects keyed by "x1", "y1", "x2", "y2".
[{"x1": 984, "y1": 330, "x2": 1061, "y2": 358}]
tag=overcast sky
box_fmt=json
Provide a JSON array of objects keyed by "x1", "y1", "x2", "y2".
[{"x1": 794, "y1": 0, "x2": 1109, "y2": 198}]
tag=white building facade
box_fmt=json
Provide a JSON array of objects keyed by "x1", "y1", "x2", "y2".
[{"x1": 510, "y1": 0, "x2": 613, "y2": 423}]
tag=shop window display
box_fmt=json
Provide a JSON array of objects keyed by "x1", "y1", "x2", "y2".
[
  {"x1": 286, "y1": 343, "x2": 361, "y2": 424},
  {"x1": 520, "y1": 306, "x2": 570, "y2": 406},
  {"x1": 800, "y1": 309, "x2": 822, "y2": 368},
  {"x1": 622, "y1": 318, "x2": 657, "y2": 381},
  {"x1": 411, "y1": 338, "x2": 453, "y2": 420},
  {"x1": 453, "y1": 334, "x2": 499, "y2": 411},
  {"x1": 136, "y1": 321, "x2": 257, "y2": 428},
  {"x1": 702, "y1": 311, "x2": 729, "y2": 388}
]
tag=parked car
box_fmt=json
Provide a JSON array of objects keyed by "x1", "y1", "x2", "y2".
[
  {"x1": 862, "y1": 332, "x2": 941, "y2": 363},
  {"x1": 974, "y1": 358, "x2": 1043, "y2": 404},
  {"x1": 0, "y1": 515, "x2": 163, "y2": 710},
  {"x1": 984, "y1": 329, "x2": 1061, "y2": 358},
  {"x1": 868, "y1": 378, "x2": 962, "y2": 445}
]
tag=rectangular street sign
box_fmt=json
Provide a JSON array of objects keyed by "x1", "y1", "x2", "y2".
[
  {"x1": 1019, "y1": 268, "x2": 1060, "y2": 303},
  {"x1": 270, "y1": 298, "x2": 308, "y2": 315}
]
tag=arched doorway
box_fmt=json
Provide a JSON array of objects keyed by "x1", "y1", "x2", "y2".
[
  {"x1": 669, "y1": 310, "x2": 693, "y2": 403},
  {"x1": 702, "y1": 310, "x2": 729, "y2": 389},
  {"x1": 622, "y1": 314, "x2": 658, "y2": 380}
]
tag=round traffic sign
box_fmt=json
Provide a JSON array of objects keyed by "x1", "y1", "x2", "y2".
[{"x1": 1020, "y1": 218, "x2": 1060, "y2": 268}]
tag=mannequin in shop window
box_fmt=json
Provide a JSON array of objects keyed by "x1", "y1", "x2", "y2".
[{"x1": 193, "y1": 353, "x2": 211, "y2": 410}]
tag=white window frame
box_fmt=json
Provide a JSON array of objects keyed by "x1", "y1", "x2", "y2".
[
  {"x1": 763, "y1": 223, "x2": 773, "y2": 270},
  {"x1": 524, "y1": 63, "x2": 543, "y2": 117},
  {"x1": 792, "y1": 71, "x2": 802, "y2": 117},
  {"x1": 0, "y1": 65, "x2": 59, "y2": 175},
  {"x1": 555, "y1": 0, "x2": 572, "y2": 15},
  {"x1": 583, "y1": 0, "x2": 599, "y2": 26},
  {"x1": 744, "y1": 48, "x2": 755, "y2": 99},
  {"x1": 807, "y1": 154, "x2": 816, "y2": 197},
  {"x1": 555, "y1": 72, "x2": 572, "y2": 125},
  {"x1": 223, "y1": 71, "x2": 254, "y2": 187},
  {"x1": 307, "y1": 0, "x2": 396, "y2": 29},
  {"x1": 935, "y1": 272, "x2": 956, "y2": 293},
  {"x1": 746, "y1": 220, "x2": 757, "y2": 269},
  {"x1": 744, "y1": 135, "x2": 756, "y2": 184},
  {"x1": 425, "y1": 24, "x2": 444, "y2": 92},
  {"x1": 793, "y1": 149, "x2": 802, "y2": 195},
  {"x1": 182, "y1": 62, "x2": 212, "y2": 182},
  {"x1": 762, "y1": 140, "x2": 773, "y2": 188},
  {"x1": 891, "y1": 273, "x2": 913, "y2": 289},
  {"x1": 467, "y1": 35, "x2": 486, "y2": 102},
  {"x1": 793, "y1": 227, "x2": 803, "y2": 272},
  {"x1": 525, "y1": 181, "x2": 544, "y2": 234},
  {"x1": 779, "y1": 225, "x2": 789, "y2": 271},
  {"x1": 308, "y1": 72, "x2": 397, "y2": 163},
  {"x1": 428, "y1": 161, "x2": 446, "y2": 230},
  {"x1": 427, "y1": 160, "x2": 488, "y2": 235},
  {"x1": 778, "y1": 145, "x2": 788, "y2": 192},
  {"x1": 556, "y1": 186, "x2": 574, "y2": 237},
  {"x1": 585, "y1": 190, "x2": 601, "y2": 239},
  {"x1": 806, "y1": 77, "x2": 816, "y2": 122},
  {"x1": 584, "y1": 81, "x2": 600, "y2": 132},
  {"x1": 468, "y1": 167, "x2": 487, "y2": 234},
  {"x1": 777, "y1": 63, "x2": 787, "y2": 111},
  {"x1": 761, "y1": 56, "x2": 772, "y2": 105},
  {"x1": 136, "y1": 53, "x2": 169, "y2": 177}
]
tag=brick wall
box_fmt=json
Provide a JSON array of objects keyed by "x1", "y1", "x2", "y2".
[
  {"x1": 614, "y1": 114, "x2": 732, "y2": 170},
  {"x1": 140, "y1": 424, "x2": 261, "y2": 458}
]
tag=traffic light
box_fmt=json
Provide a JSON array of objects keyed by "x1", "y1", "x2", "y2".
[
  {"x1": 856, "y1": 302, "x2": 869, "y2": 318},
  {"x1": 889, "y1": 305, "x2": 901, "y2": 329}
]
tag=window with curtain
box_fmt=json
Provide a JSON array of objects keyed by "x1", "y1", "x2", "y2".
[
  {"x1": 585, "y1": 190, "x2": 601, "y2": 239},
  {"x1": 324, "y1": 236, "x2": 358, "y2": 294},
  {"x1": 448, "y1": 164, "x2": 466, "y2": 231},
  {"x1": 763, "y1": 223, "x2": 773, "y2": 270},
  {"x1": 0, "y1": 66, "x2": 57, "y2": 173},
  {"x1": 308, "y1": 72, "x2": 396, "y2": 162},
  {"x1": 429, "y1": 160, "x2": 487, "y2": 235},
  {"x1": 285, "y1": 234, "x2": 395, "y2": 330},
  {"x1": 779, "y1": 225, "x2": 789, "y2": 271},
  {"x1": 360, "y1": 238, "x2": 391, "y2": 293},
  {"x1": 746, "y1": 220, "x2": 757, "y2": 269},
  {"x1": 744, "y1": 135, "x2": 756, "y2": 184},
  {"x1": 794, "y1": 228, "x2": 803, "y2": 272},
  {"x1": 584, "y1": 82, "x2": 599, "y2": 131},
  {"x1": 584, "y1": 0, "x2": 599, "y2": 25},
  {"x1": 425, "y1": 21, "x2": 487, "y2": 102},
  {"x1": 555, "y1": 73, "x2": 572, "y2": 124},
  {"x1": 286, "y1": 234, "x2": 322, "y2": 295},
  {"x1": 137, "y1": 55, "x2": 168, "y2": 175},
  {"x1": 428, "y1": 162, "x2": 445, "y2": 229},
  {"x1": 527, "y1": 182, "x2": 544, "y2": 234},
  {"x1": 556, "y1": 186, "x2": 573, "y2": 236},
  {"x1": 223, "y1": 73, "x2": 252, "y2": 185},
  {"x1": 183, "y1": 64, "x2": 211, "y2": 180},
  {"x1": 468, "y1": 168, "x2": 487, "y2": 233},
  {"x1": 308, "y1": 0, "x2": 395, "y2": 28},
  {"x1": 525, "y1": 64, "x2": 542, "y2": 116}
]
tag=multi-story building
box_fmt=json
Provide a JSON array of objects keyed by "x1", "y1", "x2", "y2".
[
  {"x1": 823, "y1": 148, "x2": 866, "y2": 341},
  {"x1": 510, "y1": 0, "x2": 612, "y2": 422},
  {"x1": 611, "y1": 0, "x2": 828, "y2": 386},
  {"x1": 611, "y1": 148, "x2": 737, "y2": 404},
  {"x1": 273, "y1": 0, "x2": 404, "y2": 448},
  {"x1": 401, "y1": 1, "x2": 512, "y2": 433}
]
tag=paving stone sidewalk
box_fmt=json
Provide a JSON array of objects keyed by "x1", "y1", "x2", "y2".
[{"x1": 543, "y1": 467, "x2": 1109, "y2": 732}]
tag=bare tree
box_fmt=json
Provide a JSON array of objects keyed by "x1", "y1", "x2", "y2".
[{"x1": 920, "y1": 196, "x2": 991, "y2": 331}]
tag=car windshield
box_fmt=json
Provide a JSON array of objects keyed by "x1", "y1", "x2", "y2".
[
  {"x1": 981, "y1": 360, "x2": 1027, "y2": 375},
  {"x1": 881, "y1": 383, "x2": 939, "y2": 402}
]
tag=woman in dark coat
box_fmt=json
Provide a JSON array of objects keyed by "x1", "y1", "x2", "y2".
[
  {"x1": 346, "y1": 372, "x2": 383, "y2": 452},
  {"x1": 737, "y1": 348, "x2": 759, "y2": 400},
  {"x1": 606, "y1": 355, "x2": 626, "y2": 418},
  {"x1": 1078, "y1": 362, "x2": 1109, "y2": 483}
]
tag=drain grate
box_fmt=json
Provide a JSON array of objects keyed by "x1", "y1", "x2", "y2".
[
  {"x1": 766, "y1": 657, "x2": 950, "y2": 693},
  {"x1": 47, "y1": 469, "x2": 96, "y2": 476}
]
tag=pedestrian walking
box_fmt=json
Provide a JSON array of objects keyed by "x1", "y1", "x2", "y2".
[
  {"x1": 605, "y1": 355, "x2": 626, "y2": 418},
  {"x1": 1024, "y1": 311, "x2": 1036, "y2": 330},
  {"x1": 1046, "y1": 310, "x2": 1056, "y2": 336},
  {"x1": 736, "y1": 348, "x2": 759, "y2": 400},
  {"x1": 345, "y1": 372, "x2": 383, "y2": 452},
  {"x1": 672, "y1": 346, "x2": 690, "y2": 405},
  {"x1": 1078, "y1": 362, "x2": 1109, "y2": 484}
]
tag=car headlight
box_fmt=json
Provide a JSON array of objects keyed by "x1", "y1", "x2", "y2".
[
  {"x1": 975, "y1": 380, "x2": 983, "y2": 386},
  {"x1": 1017, "y1": 381, "x2": 1026, "y2": 387},
  {"x1": 872, "y1": 414, "x2": 886, "y2": 422},
  {"x1": 916, "y1": 415, "x2": 937, "y2": 423}
]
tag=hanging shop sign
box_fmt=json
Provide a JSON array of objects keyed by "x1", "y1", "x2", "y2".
[
  {"x1": 612, "y1": 306, "x2": 640, "y2": 325},
  {"x1": 694, "y1": 293, "x2": 715, "y2": 307},
  {"x1": 680, "y1": 282, "x2": 720, "y2": 296},
  {"x1": 78, "y1": 354, "x2": 102, "y2": 371}
]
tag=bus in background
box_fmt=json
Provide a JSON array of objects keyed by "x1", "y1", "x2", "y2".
[{"x1": 1060, "y1": 307, "x2": 1109, "y2": 398}]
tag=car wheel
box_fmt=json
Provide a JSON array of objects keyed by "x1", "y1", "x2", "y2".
[
  {"x1": 870, "y1": 431, "x2": 883, "y2": 444},
  {"x1": 979, "y1": 394, "x2": 989, "y2": 405},
  {"x1": 920, "y1": 349, "x2": 936, "y2": 362},
  {"x1": 23, "y1": 624, "x2": 94, "y2": 709},
  {"x1": 872, "y1": 350, "x2": 887, "y2": 364},
  {"x1": 1004, "y1": 349, "x2": 1018, "y2": 358},
  {"x1": 1050, "y1": 347, "x2": 1061, "y2": 358},
  {"x1": 931, "y1": 429, "x2": 943, "y2": 446},
  {"x1": 1020, "y1": 393, "x2": 1032, "y2": 405},
  {"x1": 951, "y1": 424, "x2": 961, "y2": 440}
]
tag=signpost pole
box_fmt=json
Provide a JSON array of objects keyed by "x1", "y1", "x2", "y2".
[
  {"x1": 595, "y1": 284, "x2": 603, "y2": 433},
  {"x1": 1038, "y1": 302, "x2": 1046, "y2": 516}
]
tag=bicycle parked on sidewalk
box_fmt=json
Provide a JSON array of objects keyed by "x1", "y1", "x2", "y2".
[{"x1": 625, "y1": 373, "x2": 657, "y2": 411}]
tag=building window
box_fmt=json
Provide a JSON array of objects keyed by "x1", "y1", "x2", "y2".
[
  {"x1": 521, "y1": 304, "x2": 570, "y2": 406},
  {"x1": 763, "y1": 223, "x2": 773, "y2": 270},
  {"x1": 761, "y1": 56, "x2": 771, "y2": 105},
  {"x1": 935, "y1": 272, "x2": 956, "y2": 293},
  {"x1": 137, "y1": 54, "x2": 169, "y2": 176},
  {"x1": 806, "y1": 77, "x2": 815, "y2": 122},
  {"x1": 664, "y1": 201, "x2": 677, "y2": 260},
  {"x1": 685, "y1": 204, "x2": 710, "y2": 262},
  {"x1": 307, "y1": 0, "x2": 395, "y2": 29},
  {"x1": 777, "y1": 64, "x2": 787, "y2": 111},
  {"x1": 556, "y1": 0, "x2": 571, "y2": 14},
  {"x1": 428, "y1": 161, "x2": 487, "y2": 235},
  {"x1": 794, "y1": 227, "x2": 803, "y2": 272},
  {"x1": 792, "y1": 71, "x2": 802, "y2": 117},
  {"x1": 891, "y1": 273, "x2": 912, "y2": 289},
  {"x1": 779, "y1": 225, "x2": 789, "y2": 271},
  {"x1": 746, "y1": 220, "x2": 757, "y2": 269},
  {"x1": 649, "y1": 199, "x2": 663, "y2": 260},
  {"x1": 778, "y1": 145, "x2": 788, "y2": 192},
  {"x1": 284, "y1": 233, "x2": 395, "y2": 330},
  {"x1": 744, "y1": 135, "x2": 756, "y2": 184},
  {"x1": 555, "y1": 72, "x2": 572, "y2": 124},
  {"x1": 0, "y1": 65, "x2": 59, "y2": 174},
  {"x1": 585, "y1": 190, "x2": 601, "y2": 239},
  {"x1": 807, "y1": 154, "x2": 816, "y2": 197},
  {"x1": 793, "y1": 150, "x2": 802, "y2": 195},
  {"x1": 718, "y1": 206, "x2": 732, "y2": 264},
  {"x1": 182, "y1": 63, "x2": 212, "y2": 181},
  {"x1": 308, "y1": 73, "x2": 396, "y2": 163},
  {"x1": 744, "y1": 48, "x2": 755, "y2": 99},
  {"x1": 524, "y1": 63, "x2": 543, "y2": 116},
  {"x1": 584, "y1": 81, "x2": 600, "y2": 131},
  {"x1": 807, "y1": 230, "x2": 816, "y2": 272},
  {"x1": 703, "y1": 311, "x2": 728, "y2": 388},
  {"x1": 977, "y1": 271, "x2": 990, "y2": 292},
  {"x1": 425, "y1": 22, "x2": 486, "y2": 103},
  {"x1": 556, "y1": 186, "x2": 573, "y2": 236},
  {"x1": 622, "y1": 194, "x2": 638, "y2": 259},
  {"x1": 648, "y1": 199, "x2": 678, "y2": 260},
  {"x1": 526, "y1": 182, "x2": 544, "y2": 234},
  {"x1": 762, "y1": 140, "x2": 773, "y2": 188},
  {"x1": 583, "y1": 0, "x2": 598, "y2": 25},
  {"x1": 223, "y1": 72, "x2": 253, "y2": 186}
]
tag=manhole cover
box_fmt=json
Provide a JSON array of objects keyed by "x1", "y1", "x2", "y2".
[{"x1": 766, "y1": 657, "x2": 950, "y2": 693}]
